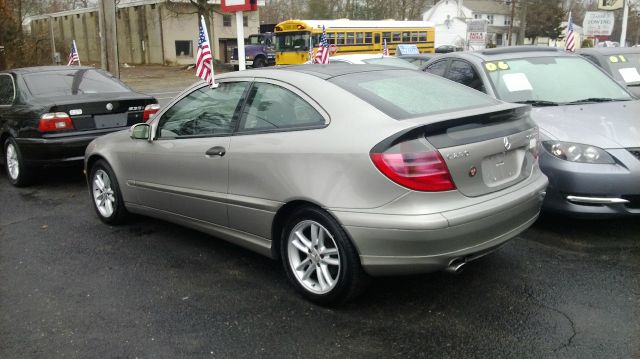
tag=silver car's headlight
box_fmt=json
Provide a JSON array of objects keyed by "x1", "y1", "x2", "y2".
[{"x1": 542, "y1": 141, "x2": 615, "y2": 164}]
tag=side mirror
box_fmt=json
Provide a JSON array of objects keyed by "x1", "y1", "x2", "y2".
[{"x1": 130, "y1": 123, "x2": 151, "y2": 141}]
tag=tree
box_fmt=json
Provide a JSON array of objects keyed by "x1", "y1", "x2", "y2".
[{"x1": 525, "y1": 0, "x2": 566, "y2": 43}]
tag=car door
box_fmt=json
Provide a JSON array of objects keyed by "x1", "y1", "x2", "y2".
[
  {"x1": 443, "y1": 59, "x2": 486, "y2": 93},
  {"x1": 132, "y1": 81, "x2": 250, "y2": 227},
  {"x1": 227, "y1": 80, "x2": 328, "y2": 238}
]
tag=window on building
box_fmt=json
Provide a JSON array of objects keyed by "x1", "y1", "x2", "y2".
[
  {"x1": 223, "y1": 15, "x2": 231, "y2": 27},
  {"x1": 487, "y1": 15, "x2": 494, "y2": 24},
  {"x1": 474, "y1": 14, "x2": 480, "y2": 19},
  {"x1": 243, "y1": 16, "x2": 248, "y2": 26},
  {"x1": 504, "y1": 16, "x2": 512, "y2": 25},
  {"x1": 175, "y1": 40, "x2": 193, "y2": 57}
]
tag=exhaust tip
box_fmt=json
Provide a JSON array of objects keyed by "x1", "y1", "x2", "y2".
[{"x1": 445, "y1": 259, "x2": 466, "y2": 274}]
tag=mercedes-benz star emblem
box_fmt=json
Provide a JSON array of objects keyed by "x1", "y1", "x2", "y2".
[
  {"x1": 106, "y1": 103, "x2": 113, "y2": 111},
  {"x1": 503, "y1": 137, "x2": 512, "y2": 151}
]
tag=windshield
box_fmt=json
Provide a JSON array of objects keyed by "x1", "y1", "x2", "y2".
[
  {"x1": 331, "y1": 70, "x2": 499, "y2": 120},
  {"x1": 24, "y1": 69, "x2": 129, "y2": 97},
  {"x1": 605, "y1": 53, "x2": 640, "y2": 85},
  {"x1": 361, "y1": 57, "x2": 419, "y2": 69},
  {"x1": 275, "y1": 32, "x2": 310, "y2": 52},
  {"x1": 484, "y1": 56, "x2": 632, "y2": 104}
]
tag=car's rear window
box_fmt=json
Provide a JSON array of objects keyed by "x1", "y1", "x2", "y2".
[
  {"x1": 24, "y1": 69, "x2": 130, "y2": 97},
  {"x1": 330, "y1": 70, "x2": 499, "y2": 119}
]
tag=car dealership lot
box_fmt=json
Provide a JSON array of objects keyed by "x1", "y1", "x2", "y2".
[{"x1": 1, "y1": 166, "x2": 638, "y2": 358}]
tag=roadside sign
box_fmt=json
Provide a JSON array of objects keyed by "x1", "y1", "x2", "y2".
[
  {"x1": 467, "y1": 19, "x2": 487, "y2": 49},
  {"x1": 221, "y1": 0, "x2": 258, "y2": 12},
  {"x1": 583, "y1": 11, "x2": 615, "y2": 36},
  {"x1": 396, "y1": 44, "x2": 419, "y2": 55}
]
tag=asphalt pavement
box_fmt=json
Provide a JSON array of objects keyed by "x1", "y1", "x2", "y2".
[{"x1": 1, "y1": 166, "x2": 638, "y2": 358}]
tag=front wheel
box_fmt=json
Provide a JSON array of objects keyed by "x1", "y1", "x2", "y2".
[
  {"x1": 90, "y1": 160, "x2": 129, "y2": 224},
  {"x1": 252, "y1": 57, "x2": 266, "y2": 68},
  {"x1": 281, "y1": 206, "x2": 368, "y2": 305}
]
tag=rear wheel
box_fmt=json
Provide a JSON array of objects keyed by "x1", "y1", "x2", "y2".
[
  {"x1": 90, "y1": 159, "x2": 129, "y2": 224},
  {"x1": 4, "y1": 137, "x2": 32, "y2": 187},
  {"x1": 281, "y1": 206, "x2": 368, "y2": 305}
]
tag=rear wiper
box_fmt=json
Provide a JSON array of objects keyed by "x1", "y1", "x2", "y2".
[
  {"x1": 564, "y1": 97, "x2": 630, "y2": 104},
  {"x1": 514, "y1": 100, "x2": 559, "y2": 107}
]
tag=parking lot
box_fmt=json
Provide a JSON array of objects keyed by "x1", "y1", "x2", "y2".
[{"x1": 1, "y1": 165, "x2": 639, "y2": 358}]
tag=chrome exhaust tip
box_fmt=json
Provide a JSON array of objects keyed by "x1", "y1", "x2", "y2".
[{"x1": 445, "y1": 259, "x2": 466, "y2": 274}]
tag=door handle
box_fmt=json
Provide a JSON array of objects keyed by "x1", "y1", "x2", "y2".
[{"x1": 205, "y1": 146, "x2": 226, "y2": 157}]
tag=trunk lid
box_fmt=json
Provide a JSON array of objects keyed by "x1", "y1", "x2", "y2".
[{"x1": 426, "y1": 106, "x2": 538, "y2": 197}]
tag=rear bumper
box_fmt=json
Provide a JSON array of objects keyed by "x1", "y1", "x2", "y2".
[
  {"x1": 331, "y1": 173, "x2": 548, "y2": 276},
  {"x1": 15, "y1": 128, "x2": 127, "y2": 166},
  {"x1": 540, "y1": 149, "x2": 640, "y2": 217}
]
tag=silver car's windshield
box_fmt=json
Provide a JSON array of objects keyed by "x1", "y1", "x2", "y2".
[
  {"x1": 484, "y1": 56, "x2": 632, "y2": 104},
  {"x1": 605, "y1": 53, "x2": 640, "y2": 86}
]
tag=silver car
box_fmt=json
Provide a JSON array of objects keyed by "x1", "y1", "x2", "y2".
[
  {"x1": 85, "y1": 65, "x2": 547, "y2": 304},
  {"x1": 424, "y1": 47, "x2": 640, "y2": 217}
]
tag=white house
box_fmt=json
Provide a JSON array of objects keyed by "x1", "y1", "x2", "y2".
[{"x1": 423, "y1": 0, "x2": 518, "y2": 49}]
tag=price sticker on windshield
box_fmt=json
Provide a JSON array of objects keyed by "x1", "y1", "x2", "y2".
[
  {"x1": 485, "y1": 62, "x2": 510, "y2": 71},
  {"x1": 609, "y1": 55, "x2": 627, "y2": 63}
]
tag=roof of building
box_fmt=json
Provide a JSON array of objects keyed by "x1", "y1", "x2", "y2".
[{"x1": 464, "y1": 0, "x2": 512, "y2": 15}]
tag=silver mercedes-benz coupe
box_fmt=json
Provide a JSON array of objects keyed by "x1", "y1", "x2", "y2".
[{"x1": 85, "y1": 65, "x2": 548, "y2": 305}]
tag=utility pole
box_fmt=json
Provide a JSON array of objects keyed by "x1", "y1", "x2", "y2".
[
  {"x1": 621, "y1": 0, "x2": 629, "y2": 46},
  {"x1": 99, "y1": 0, "x2": 119, "y2": 77},
  {"x1": 517, "y1": 0, "x2": 528, "y2": 45},
  {"x1": 507, "y1": 0, "x2": 516, "y2": 45}
]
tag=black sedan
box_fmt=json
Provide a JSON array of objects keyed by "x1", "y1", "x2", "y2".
[
  {"x1": 0, "y1": 66, "x2": 159, "y2": 186},
  {"x1": 577, "y1": 47, "x2": 640, "y2": 97}
]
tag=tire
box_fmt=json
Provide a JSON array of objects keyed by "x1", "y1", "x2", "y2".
[
  {"x1": 233, "y1": 65, "x2": 240, "y2": 71},
  {"x1": 89, "y1": 159, "x2": 129, "y2": 225},
  {"x1": 3, "y1": 137, "x2": 33, "y2": 187},
  {"x1": 281, "y1": 206, "x2": 369, "y2": 306},
  {"x1": 253, "y1": 57, "x2": 266, "y2": 68}
]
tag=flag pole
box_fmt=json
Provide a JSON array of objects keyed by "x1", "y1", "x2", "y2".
[
  {"x1": 200, "y1": 15, "x2": 218, "y2": 88},
  {"x1": 620, "y1": 0, "x2": 629, "y2": 46},
  {"x1": 74, "y1": 40, "x2": 81, "y2": 66}
]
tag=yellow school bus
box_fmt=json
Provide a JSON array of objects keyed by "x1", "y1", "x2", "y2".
[{"x1": 274, "y1": 19, "x2": 435, "y2": 65}]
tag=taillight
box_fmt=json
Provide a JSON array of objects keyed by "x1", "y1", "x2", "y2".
[
  {"x1": 143, "y1": 104, "x2": 161, "y2": 122},
  {"x1": 370, "y1": 137, "x2": 455, "y2": 192},
  {"x1": 38, "y1": 112, "x2": 74, "y2": 132}
]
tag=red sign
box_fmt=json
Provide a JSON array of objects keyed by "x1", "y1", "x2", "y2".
[{"x1": 221, "y1": 0, "x2": 257, "y2": 12}]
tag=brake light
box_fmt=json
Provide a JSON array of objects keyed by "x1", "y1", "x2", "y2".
[
  {"x1": 38, "y1": 112, "x2": 74, "y2": 132},
  {"x1": 143, "y1": 104, "x2": 161, "y2": 122},
  {"x1": 370, "y1": 137, "x2": 455, "y2": 192}
]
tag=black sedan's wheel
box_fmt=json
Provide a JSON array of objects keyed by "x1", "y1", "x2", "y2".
[
  {"x1": 90, "y1": 160, "x2": 129, "y2": 224},
  {"x1": 4, "y1": 137, "x2": 32, "y2": 187},
  {"x1": 281, "y1": 206, "x2": 368, "y2": 305}
]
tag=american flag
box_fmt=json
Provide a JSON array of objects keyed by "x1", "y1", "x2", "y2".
[
  {"x1": 67, "y1": 40, "x2": 80, "y2": 66},
  {"x1": 382, "y1": 39, "x2": 389, "y2": 56},
  {"x1": 314, "y1": 26, "x2": 330, "y2": 64},
  {"x1": 196, "y1": 15, "x2": 215, "y2": 87},
  {"x1": 565, "y1": 12, "x2": 576, "y2": 52}
]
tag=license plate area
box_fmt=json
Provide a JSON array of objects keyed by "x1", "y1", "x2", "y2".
[
  {"x1": 481, "y1": 149, "x2": 523, "y2": 187},
  {"x1": 95, "y1": 113, "x2": 127, "y2": 129}
]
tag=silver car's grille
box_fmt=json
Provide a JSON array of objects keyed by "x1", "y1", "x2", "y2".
[{"x1": 629, "y1": 148, "x2": 640, "y2": 161}]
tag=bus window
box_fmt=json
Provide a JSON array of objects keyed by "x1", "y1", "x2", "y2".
[
  {"x1": 419, "y1": 32, "x2": 427, "y2": 42},
  {"x1": 411, "y1": 32, "x2": 419, "y2": 42},
  {"x1": 402, "y1": 32, "x2": 411, "y2": 42},
  {"x1": 392, "y1": 32, "x2": 401, "y2": 42},
  {"x1": 346, "y1": 33, "x2": 355, "y2": 45},
  {"x1": 365, "y1": 32, "x2": 373, "y2": 44},
  {"x1": 382, "y1": 32, "x2": 391, "y2": 43},
  {"x1": 327, "y1": 32, "x2": 336, "y2": 45},
  {"x1": 275, "y1": 32, "x2": 311, "y2": 52},
  {"x1": 374, "y1": 33, "x2": 380, "y2": 44},
  {"x1": 337, "y1": 33, "x2": 345, "y2": 45},
  {"x1": 356, "y1": 32, "x2": 364, "y2": 44}
]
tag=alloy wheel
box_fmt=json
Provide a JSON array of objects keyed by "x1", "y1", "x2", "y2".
[
  {"x1": 5, "y1": 143, "x2": 19, "y2": 180},
  {"x1": 92, "y1": 169, "x2": 116, "y2": 218}
]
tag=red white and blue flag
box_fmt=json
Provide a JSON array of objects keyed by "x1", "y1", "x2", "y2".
[
  {"x1": 196, "y1": 15, "x2": 216, "y2": 87},
  {"x1": 383, "y1": 39, "x2": 389, "y2": 56},
  {"x1": 565, "y1": 12, "x2": 576, "y2": 52},
  {"x1": 67, "y1": 40, "x2": 80, "y2": 66},
  {"x1": 314, "y1": 26, "x2": 330, "y2": 64}
]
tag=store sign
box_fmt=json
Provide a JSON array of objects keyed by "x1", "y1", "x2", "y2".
[
  {"x1": 583, "y1": 11, "x2": 615, "y2": 36},
  {"x1": 221, "y1": 0, "x2": 258, "y2": 12},
  {"x1": 467, "y1": 20, "x2": 488, "y2": 48},
  {"x1": 597, "y1": 0, "x2": 623, "y2": 11}
]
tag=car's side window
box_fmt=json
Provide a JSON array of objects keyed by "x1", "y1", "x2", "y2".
[
  {"x1": 424, "y1": 60, "x2": 449, "y2": 76},
  {"x1": 0, "y1": 74, "x2": 15, "y2": 106},
  {"x1": 444, "y1": 60, "x2": 486, "y2": 92},
  {"x1": 156, "y1": 82, "x2": 248, "y2": 138},
  {"x1": 239, "y1": 82, "x2": 325, "y2": 132}
]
